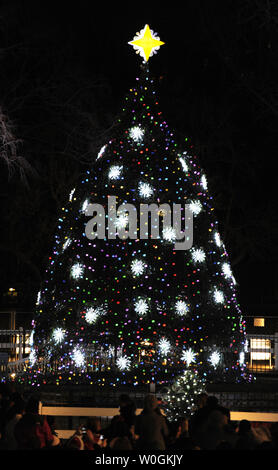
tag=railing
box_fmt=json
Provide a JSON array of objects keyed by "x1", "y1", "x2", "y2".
[
  {"x1": 2, "y1": 329, "x2": 278, "y2": 388},
  {"x1": 0, "y1": 328, "x2": 30, "y2": 376},
  {"x1": 1, "y1": 328, "x2": 278, "y2": 374},
  {"x1": 5, "y1": 358, "x2": 29, "y2": 373},
  {"x1": 38, "y1": 405, "x2": 278, "y2": 440},
  {"x1": 0, "y1": 328, "x2": 31, "y2": 361}
]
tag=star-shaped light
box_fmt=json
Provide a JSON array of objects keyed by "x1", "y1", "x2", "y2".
[
  {"x1": 115, "y1": 213, "x2": 129, "y2": 229},
  {"x1": 189, "y1": 200, "x2": 202, "y2": 215},
  {"x1": 108, "y1": 165, "x2": 123, "y2": 180},
  {"x1": 138, "y1": 181, "x2": 153, "y2": 198},
  {"x1": 128, "y1": 24, "x2": 165, "y2": 62},
  {"x1": 191, "y1": 248, "x2": 206, "y2": 263},
  {"x1": 52, "y1": 327, "x2": 65, "y2": 344},
  {"x1": 71, "y1": 263, "x2": 84, "y2": 279},
  {"x1": 134, "y1": 298, "x2": 149, "y2": 316},
  {"x1": 129, "y1": 126, "x2": 144, "y2": 142},
  {"x1": 29, "y1": 349, "x2": 36, "y2": 367},
  {"x1": 158, "y1": 338, "x2": 171, "y2": 356},
  {"x1": 181, "y1": 348, "x2": 196, "y2": 366},
  {"x1": 221, "y1": 262, "x2": 236, "y2": 285},
  {"x1": 209, "y1": 351, "x2": 221, "y2": 368},
  {"x1": 175, "y1": 300, "x2": 189, "y2": 316},
  {"x1": 162, "y1": 226, "x2": 176, "y2": 242},
  {"x1": 213, "y1": 289, "x2": 225, "y2": 304},
  {"x1": 131, "y1": 259, "x2": 146, "y2": 276},
  {"x1": 116, "y1": 355, "x2": 131, "y2": 371},
  {"x1": 85, "y1": 307, "x2": 104, "y2": 324},
  {"x1": 72, "y1": 347, "x2": 85, "y2": 367}
]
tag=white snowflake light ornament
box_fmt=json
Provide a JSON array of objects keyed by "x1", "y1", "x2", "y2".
[
  {"x1": 116, "y1": 355, "x2": 131, "y2": 371},
  {"x1": 209, "y1": 351, "x2": 221, "y2": 368},
  {"x1": 85, "y1": 307, "x2": 104, "y2": 324},
  {"x1": 53, "y1": 328, "x2": 65, "y2": 344},
  {"x1": 71, "y1": 263, "x2": 84, "y2": 280},
  {"x1": 108, "y1": 165, "x2": 123, "y2": 180},
  {"x1": 162, "y1": 226, "x2": 176, "y2": 242},
  {"x1": 131, "y1": 259, "x2": 146, "y2": 276},
  {"x1": 191, "y1": 248, "x2": 206, "y2": 263},
  {"x1": 181, "y1": 348, "x2": 196, "y2": 365},
  {"x1": 134, "y1": 298, "x2": 149, "y2": 316},
  {"x1": 138, "y1": 181, "x2": 153, "y2": 198},
  {"x1": 158, "y1": 338, "x2": 171, "y2": 356},
  {"x1": 129, "y1": 126, "x2": 145, "y2": 142},
  {"x1": 175, "y1": 300, "x2": 189, "y2": 316},
  {"x1": 189, "y1": 200, "x2": 202, "y2": 215},
  {"x1": 72, "y1": 347, "x2": 85, "y2": 367},
  {"x1": 213, "y1": 289, "x2": 225, "y2": 304}
]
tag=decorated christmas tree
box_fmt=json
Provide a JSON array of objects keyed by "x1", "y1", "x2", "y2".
[
  {"x1": 25, "y1": 25, "x2": 247, "y2": 389},
  {"x1": 162, "y1": 370, "x2": 206, "y2": 421}
]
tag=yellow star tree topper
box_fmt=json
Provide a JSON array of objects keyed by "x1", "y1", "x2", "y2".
[{"x1": 128, "y1": 24, "x2": 165, "y2": 62}]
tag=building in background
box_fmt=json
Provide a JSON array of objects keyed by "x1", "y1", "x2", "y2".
[
  {"x1": 0, "y1": 291, "x2": 278, "y2": 378},
  {"x1": 0, "y1": 287, "x2": 33, "y2": 375},
  {"x1": 245, "y1": 305, "x2": 278, "y2": 374}
]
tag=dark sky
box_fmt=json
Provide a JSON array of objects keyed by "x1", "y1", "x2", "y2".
[{"x1": 0, "y1": 0, "x2": 278, "y2": 314}]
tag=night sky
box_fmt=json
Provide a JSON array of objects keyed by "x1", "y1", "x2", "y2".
[{"x1": 0, "y1": 0, "x2": 278, "y2": 316}]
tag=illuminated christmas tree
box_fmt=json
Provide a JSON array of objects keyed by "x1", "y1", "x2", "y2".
[
  {"x1": 26, "y1": 25, "x2": 247, "y2": 388},
  {"x1": 162, "y1": 370, "x2": 206, "y2": 421}
]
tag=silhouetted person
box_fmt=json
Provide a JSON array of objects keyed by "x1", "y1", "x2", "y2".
[
  {"x1": 135, "y1": 395, "x2": 169, "y2": 450},
  {"x1": 235, "y1": 420, "x2": 258, "y2": 450},
  {"x1": 189, "y1": 392, "x2": 208, "y2": 437},
  {"x1": 4, "y1": 397, "x2": 26, "y2": 450},
  {"x1": 108, "y1": 421, "x2": 134, "y2": 450},
  {"x1": 83, "y1": 417, "x2": 106, "y2": 450},
  {"x1": 155, "y1": 397, "x2": 166, "y2": 416},
  {"x1": 14, "y1": 397, "x2": 60, "y2": 449},
  {"x1": 191, "y1": 395, "x2": 230, "y2": 438},
  {"x1": 198, "y1": 409, "x2": 236, "y2": 450},
  {"x1": 105, "y1": 394, "x2": 136, "y2": 443}
]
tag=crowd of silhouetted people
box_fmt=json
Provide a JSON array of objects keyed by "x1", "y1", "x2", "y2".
[{"x1": 1, "y1": 383, "x2": 278, "y2": 451}]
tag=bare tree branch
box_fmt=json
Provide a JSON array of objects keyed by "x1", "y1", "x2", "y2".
[{"x1": 0, "y1": 105, "x2": 34, "y2": 183}]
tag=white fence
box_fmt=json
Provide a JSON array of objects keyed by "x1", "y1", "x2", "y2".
[
  {"x1": 38, "y1": 404, "x2": 278, "y2": 439},
  {"x1": 2, "y1": 329, "x2": 278, "y2": 374}
]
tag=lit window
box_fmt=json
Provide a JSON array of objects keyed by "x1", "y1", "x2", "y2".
[
  {"x1": 250, "y1": 338, "x2": 271, "y2": 361},
  {"x1": 254, "y1": 318, "x2": 265, "y2": 327}
]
